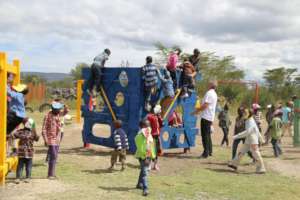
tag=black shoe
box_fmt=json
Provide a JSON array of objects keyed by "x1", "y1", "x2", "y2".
[
  {"x1": 136, "y1": 184, "x2": 143, "y2": 190},
  {"x1": 199, "y1": 155, "x2": 208, "y2": 159},
  {"x1": 143, "y1": 190, "x2": 149, "y2": 196},
  {"x1": 228, "y1": 164, "x2": 237, "y2": 170}
]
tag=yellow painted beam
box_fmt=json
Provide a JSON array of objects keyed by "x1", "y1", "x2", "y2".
[
  {"x1": 100, "y1": 86, "x2": 117, "y2": 121},
  {"x1": 0, "y1": 52, "x2": 8, "y2": 186},
  {"x1": 13, "y1": 59, "x2": 20, "y2": 85},
  {"x1": 163, "y1": 88, "x2": 182, "y2": 120},
  {"x1": 76, "y1": 80, "x2": 84, "y2": 123},
  {"x1": 6, "y1": 64, "x2": 18, "y2": 74}
]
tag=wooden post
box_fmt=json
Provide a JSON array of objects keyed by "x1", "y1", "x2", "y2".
[
  {"x1": 76, "y1": 80, "x2": 83, "y2": 123},
  {"x1": 12, "y1": 59, "x2": 20, "y2": 85},
  {"x1": 0, "y1": 52, "x2": 7, "y2": 185}
]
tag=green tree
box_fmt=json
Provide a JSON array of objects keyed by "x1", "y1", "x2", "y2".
[
  {"x1": 22, "y1": 74, "x2": 46, "y2": 85},
  {"x1": 70, "y1": 62, "x2": 89, "y2": 80}
]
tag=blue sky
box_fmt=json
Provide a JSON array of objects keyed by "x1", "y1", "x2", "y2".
[{"x1": 0, "y1": 0, "x2": 300, "y2": 79}]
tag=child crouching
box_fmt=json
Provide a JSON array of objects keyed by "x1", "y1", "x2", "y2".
[
  {"x1": 110, "y1": 120, "x2": 129, "y2": 171},
  {"x1": 10, "y1": 118, "x2": 39, "y2": 183},
  {"x1": 135, "y1": 119, "x2": 156, "y2": 196}
]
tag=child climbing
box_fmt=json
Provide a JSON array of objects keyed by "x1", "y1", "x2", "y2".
[
  {"x1": 42, "y1": 102, "x2": 63, "y2": 179},
  {"x1": 147, "y1": 105, "x2": 163, "y2": 170},
  {"x1": 88, "y1": 49, "x2": 111, "y2": 94},
  {"x1": 228, "y1": 109, "x2": 266, "y2": 174},
  {"x1": 10, "y1": 118, "x2": 39, "y2": 183},
  {"x1": 135, "y1": 119, "x2": 156, "y2": 196},
  {"x1": 179, "y1": 61, "x2": 196, "y2": 98},
  {"x1": 189, "y1": 48, "x2": 201, "y2": 72},
  {"x1": 218, "y1": 104, "x2": 231, "y2": 147},
  {"x1": 110, "y1": 120, "x2": 129, "y2": 171},
  {"x1": 142, "y1": 56, "x2": 159, "y2": 112},
  {"x1": 166, "y1": 48, "x2": 181, "y2": 90},
  {"x1": 158, "y1": 69, "x2": 175, "y2": 116},
  {"x1": 270, "y1": 110, "x2": 283, "y2": 157},
  {"x1": 7, "y1": 84, "x2": 29, "y2": 135}
]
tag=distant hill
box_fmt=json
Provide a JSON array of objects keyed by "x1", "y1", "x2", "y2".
[{"x1": 21, "y1": 72, "x2": 71, "y2": 82}]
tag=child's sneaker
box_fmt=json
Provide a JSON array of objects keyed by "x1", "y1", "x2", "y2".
[
  {"x1": 145, "y1": 103, "x2": 152, "y2": 112},
  {"x1": 15, "y1": 179, "x2": 21, "y2": 184},
  {"x1": 24, "y1": 178, "x2": 30, "y2": 183},
  {"x1": 228, "y1": 164, "x2": 238, "y2": 171},
  {"x1": 142, "y1": 190, "x2": 149, "y2": 196}
]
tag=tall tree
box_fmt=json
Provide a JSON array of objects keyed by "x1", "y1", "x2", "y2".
[{"x1": 70, "y1": 62, "x2": 89, "y2": 80}]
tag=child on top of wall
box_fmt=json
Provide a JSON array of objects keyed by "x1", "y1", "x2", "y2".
[
  {"x1": 135, "y1": 119, "x2": 156, "y2": 197},
  {"x1": 166, "y1": 48, "x2": 181, "y2": 90},
  {"x1": 270, "y1": 110, "x2": 283, "y2": 157},
  {"x1": 142, "y1": 56, "x2": 159, "y2": 112},
  {"x1": 147, "y1": 105, "x2": 163, "y2": 170},
  {"x1": 10, "y1": 118, "x2": 39, "y2": 184},
  {"x1": 88, "y1": 49, "x2": 111, "y2": 95},
  {"x1": 179, "y1": 61, "x2": 196, "y2": 98},
  {"x1": 109, "y1": 120, "x2": 129, "y2": 171}
]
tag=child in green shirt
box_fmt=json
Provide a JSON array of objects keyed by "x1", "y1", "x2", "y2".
[
  {"x1": 135, "y1": 119, "x2": 156, "y2": 196},
  {"x1": 270, "y1": 110, "x2": 283, "y2": 157}
]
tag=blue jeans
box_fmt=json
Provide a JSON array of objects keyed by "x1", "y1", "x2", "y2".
[
  {"x1": 16, "y1": 158, "x2": 32, "y2": 178},
  {"x1": 137, "y1": 159, "x2": 149, "y2": 191},
  {"x1": 271, "y1": 139, "x2": 282, "y2": 157}
]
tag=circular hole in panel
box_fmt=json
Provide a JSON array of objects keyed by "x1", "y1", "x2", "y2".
[
  {"x1": 162, "y1": 131, "x2": 169, "y2": 142},
  {"x1": 179, "y1": 133, "x2": 185, "y2": 144},
  {"x1": 92, "y1": 124, "x2": 111, "y2": 138},
  {"x1": 114, "y1": 92, "x2": 125, "y2": 107}
]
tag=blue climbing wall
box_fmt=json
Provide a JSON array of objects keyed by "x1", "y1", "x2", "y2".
[{"x1": 81, "y1": 67, "x2": 199, "y2": 152}]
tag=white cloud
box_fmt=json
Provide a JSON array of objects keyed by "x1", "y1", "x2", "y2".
[{"x1": 0, "y1": 0, "x2": 299, "y2": 79}]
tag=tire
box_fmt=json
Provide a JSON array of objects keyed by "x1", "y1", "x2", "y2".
[
  {"x1": 39, "y1": 103, "x2": 52, "y2": 112},
  {"x1": 25, "y1": 106, "x2": 34, "y2": 113}
]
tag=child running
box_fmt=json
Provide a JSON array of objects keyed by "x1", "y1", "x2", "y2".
[
  {"x1": 270, "y1": 110, "x2": 283, "y2": 157},
  {"x1": 11, "y1": 118, "x2": 39, "y2": 183},
  {"x1": 109, "y1": 120, "x2": 129, "y2": 171},
  {"x1": 228, "y1": 109, "x2": 266, "y2": 174},
  {"x1": 135, "y1": 119, "x2": 156, "y2": 196}
]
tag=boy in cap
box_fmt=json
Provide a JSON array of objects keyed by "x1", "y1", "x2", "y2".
[
  {"x1": 7, "y1": 84, "x2": 29, "y2": 135},
  {"x1": 109, "y1": 120, "x2": 129, "y2": 171},
  {"x1": 10, "y1": 118, "x2": 39, "y2": 183},
  {"x1": 147, "y1": 105, "x2": 163, "y2": 170},
  {"x1": 42, "y1": 102, "x2": 63, "y2": 179}
]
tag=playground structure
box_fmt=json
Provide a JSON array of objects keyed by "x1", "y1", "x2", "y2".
[
  {"x1": 0, "y1": 52, "x2": 20, "y2": 185},
  {"x1": 77, "y1": 68, "x2": 199, "y2": 152}
]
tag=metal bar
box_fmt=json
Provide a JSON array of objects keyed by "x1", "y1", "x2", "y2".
[
  {"x1": 76, "y1": 80, "x2": 84, "y2": 123},
  {"x1": 100, "y1": 86, "x2": 117, "y2": 121},
  {"x1": 163, "y1": 89, "x2": 182, "y2": 120}
]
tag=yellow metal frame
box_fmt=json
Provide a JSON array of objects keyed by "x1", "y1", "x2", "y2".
[
  {"x1": 0, "y1": 52, "x2": 21, "y2": 185},
  {"x1": 162, "y1": 89, "x2": 182, "y2": 120},
  {"x1": 76, "y1": 80, "x2": 117, "y2": 124}
]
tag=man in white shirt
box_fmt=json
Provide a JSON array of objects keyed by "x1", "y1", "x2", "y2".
[{"x1": 192, "y1": 80, "x2": 218, "y2": 158}]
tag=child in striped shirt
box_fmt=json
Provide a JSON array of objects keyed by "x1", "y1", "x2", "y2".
[{"x1": 109, "y1": 120, "x2": 129, "y2": 171}]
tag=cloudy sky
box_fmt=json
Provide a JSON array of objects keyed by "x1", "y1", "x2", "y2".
[{"x1": 0, "y1": 0, "x2": 299, "y2": 79}]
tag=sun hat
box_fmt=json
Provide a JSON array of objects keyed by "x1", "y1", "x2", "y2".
[{"x1": 12, "y1": 84, "x2": 27, "y2": 92}]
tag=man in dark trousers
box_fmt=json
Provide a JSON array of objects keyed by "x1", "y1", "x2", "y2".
[{"x1": 192, "y1": 80, "x2": 218, "y2": 158}]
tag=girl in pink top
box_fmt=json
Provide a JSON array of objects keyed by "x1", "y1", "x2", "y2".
[{"x1": 166, "y1": 48, "x2": 181, "y2": 89}]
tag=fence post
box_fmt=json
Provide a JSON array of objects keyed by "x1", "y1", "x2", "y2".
[
  {"x1": 76, "y1": 80, "x2": 83, "y2": 123},
  {"x1": 294, "y1": 99, "x2": 300, "y2": 147},
  {"x1": 13, "y1": 59, "x2": 20, "y2": 85}
]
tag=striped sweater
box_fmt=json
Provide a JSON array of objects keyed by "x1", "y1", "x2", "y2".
[
  {"x1": 142, "y1": 64, "x2": 158, "y2": 88},
  {"x1": 113, "y1": 128, "x2": 129, "y2": 150}
]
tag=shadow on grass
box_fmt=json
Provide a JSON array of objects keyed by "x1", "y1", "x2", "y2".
[
  {"x1": 98, "y1": 186, "x2": 136, "y2": 192},
  {"x1": 126, "y1": 163, "x2": 140, "y2": 169},
  {"x1": 163, "y1": 152, "x2": 199, "y2": 159},
  {"x1": 82, "y1": 168, "x2": 113, "y2": 174},
  {"x1": 206, "y1": 167, "x2": 256, "y2": 175},
  {"x1": 35, "y1": 147, "x2": 111, "y2": 157}
]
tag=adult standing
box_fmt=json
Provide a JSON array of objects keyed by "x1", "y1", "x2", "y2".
[{"x1": 192, "y1": 80, "x2": 218, "y2": 158}]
